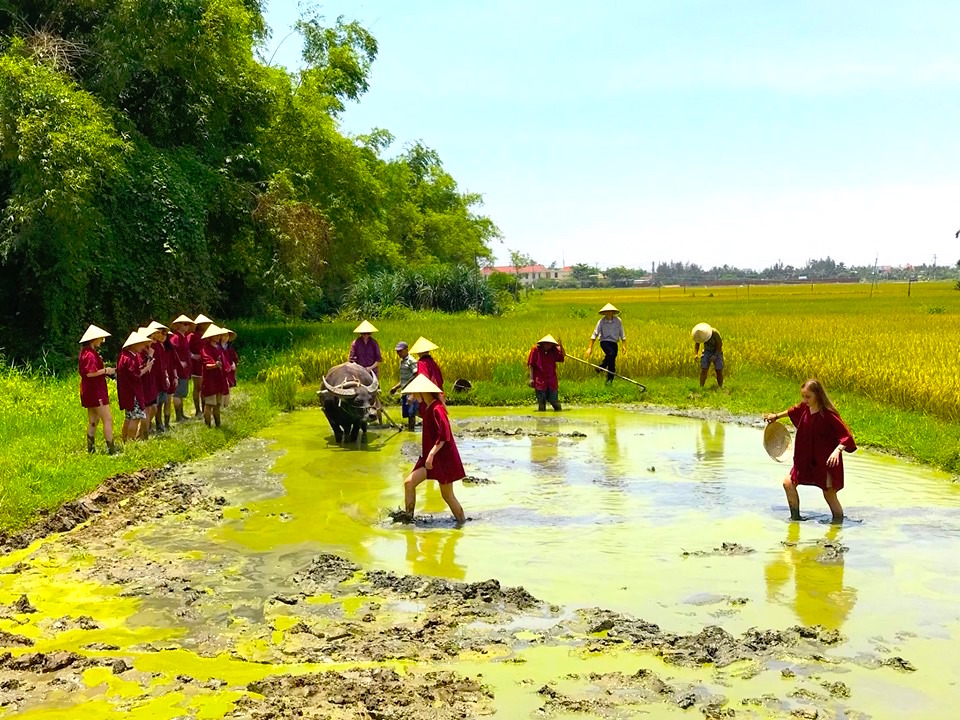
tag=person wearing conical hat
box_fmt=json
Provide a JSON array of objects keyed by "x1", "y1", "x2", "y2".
[
  {"x1": 222, "y1": 328, "x2": 239, "y2": 396},
  {"x1": 692, "y1": 322, "x2": 724, "y2": 389},
  {"x1": 399, "y1": 374, "x2": 466, "y2": 524},
  {"x1": 410, "y1": 337, "x2": 444, "y2": 400},
  {"x1": 168, "y1": 315, "x2": 195, "y2": 423},
  {"x1": 189, "y1": 314, "x2": 214, "y2": 417},
  {"x1": 765, "y1": 379, "x2": 856, "y2": 523},
  {"x1": 146, "y1": 322, "x2": 174, "y2": 433},
  {"x1": 527, "y1": 334, "x2": 565, "y2": 412},
  {"x1": 136, "y1": 326, "x2": 161, "y2": 439},
  {"x1": 349, "y1": 320, "x2": 382, "y2": 377},
  {"x1": 200, "y1": 325, "x2": 229, "y2": 428},
  {"x1": 585, "y1": 303, "x2": 626, "y2": 384},
  {"x1": 78, "y1": 325, "x2": 118, "y2": 455},
  {"x1": 117, "y1": 331, "x2": 154, "y2": 443}
]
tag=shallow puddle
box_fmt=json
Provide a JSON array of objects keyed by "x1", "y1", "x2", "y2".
[{"x1": 3, "y1": 406, "x2": 960, "y2": 717}]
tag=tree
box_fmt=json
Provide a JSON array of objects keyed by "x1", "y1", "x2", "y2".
[
  {"x1": 571, "y1": 263, "x2": 598, "y2": 287},
  {"x1": 508, "y1": 250, "x2": 535, "y2": 297}
]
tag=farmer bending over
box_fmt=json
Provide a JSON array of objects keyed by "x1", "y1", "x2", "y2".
[{"x1": 692, "y1": 322, "x2": 724, "y2": 388}]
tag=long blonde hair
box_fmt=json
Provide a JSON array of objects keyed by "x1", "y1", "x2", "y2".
[{"x1": 802, "y1": 378, "x2": 837, "y2": 414}]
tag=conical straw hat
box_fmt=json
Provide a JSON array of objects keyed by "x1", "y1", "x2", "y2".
[
  {"x1": 691, "y1": 322, "x2": 713, "y2": 343},
  {"x1": 171, "y1": 314, "x2": 195, "y2": 326},
  {"x1": 147, "y1": 320, "x2": 169, "y2": 333},
  {"x1": 598, "y1": 303, "x2": 620, "y2": 314},
  {"x1": 223, "y1": 327, "x2": 237, "y2": 342},
  {"x1": 122, "y1": 331, "x2": 152, "y2": 349},
  {"x1": 409, "y1": 337, "x2": 439, "y2": 355},
  {"x1": 537, "y1": 334, "x2": 559, "y2": 345},
  {"x1": 202, "y1": 324, "x2": 227, "y2": 340},
  {"x1": 79, "y1": 325, "x2": 110, "y2": 344},
  {"x1": 194, "y1": 313, "x2": 213, "y2": 325},
  {"x1": 353, "y1": 320, "x2": 378, "y2": 334},
  {"x1": 763, "y1": 421, "x2": 792, "y2": 462},
  {"x1": 403, "y1": 373, "x2": 443, "y2": 395}
]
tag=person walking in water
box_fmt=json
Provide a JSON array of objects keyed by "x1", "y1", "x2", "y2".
[
  {"x1": 585, "y1": 303, "x2": 626, "y2": 383},
  {"x1": 349, "y1": 320, "x2": 382, "y2": 376},
  {"x1": 410, "y1": 337, "x2": 444, "y2": 399},
  {"x1": 765, "y1": 379, "x2": 856, "y2": 523},
  {"x1": 692, "y1": 322, "x2": 724, "y2": 388},
  {"x1": 78, "y1": 325, "x2": 118, "y2": 455},
  {"x1": 399, "y1": 374, "x2": 466, "y2": 523},
  {"x1": 527, "y1": 334, "x2": 565, "y2": 411}
]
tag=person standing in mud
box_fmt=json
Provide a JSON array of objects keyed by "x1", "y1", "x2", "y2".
[
  {"x1": 389, "y1": 341, "x2": 419, "y2": 431},
  {"x1": 410, "y1": 337, "x2": 444, "y2": 401},
  {"x1": 692, "y1": 322, "x2": 723, "y2": 388},
  {"x1": 168, "y1": 315, "x2": 194, "y2": 423},
  {"x1": 527, "y1": 334, "x2": 565, "y2": 411},
  {"x1": 399, "y1": 374, "x2": 466, "y2": 523},
  {"x1": 117, "y1": 330, "x2": 153, "y2": 443},
  {"x1": 585, "y1": 304, "x2": 626, "y2": 384},
  {"x1": 765, "y1": 379, "x2": 856, "y2": 523},
  {"x1": 78, "y1": 325, "x2": 118, "y2": 455}
]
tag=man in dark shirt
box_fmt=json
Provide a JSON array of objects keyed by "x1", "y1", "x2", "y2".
[{"x1": 692, "y1": 323, "x2": 724, "y2": 388}]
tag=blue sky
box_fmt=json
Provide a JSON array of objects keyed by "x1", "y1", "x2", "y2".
[{"x1": 263, "y1": 1, "x2": 960, "y2": 270}]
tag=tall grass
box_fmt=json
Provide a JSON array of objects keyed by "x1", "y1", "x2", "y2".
[{"x1": 345, "y1": 265, "x2": 499, "y2": 317}]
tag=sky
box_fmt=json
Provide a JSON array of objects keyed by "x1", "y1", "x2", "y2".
[{"x1": 262, "y1": 1, "x2": 960, "y2": 270}]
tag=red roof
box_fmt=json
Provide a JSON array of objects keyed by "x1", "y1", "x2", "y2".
[{"x1": 482, "y1": 265, "x2": 572, "y2": 275}]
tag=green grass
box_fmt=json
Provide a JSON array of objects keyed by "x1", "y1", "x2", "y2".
[{"x1": 3, "y1": 281, "x2": 959, "y2": 532}]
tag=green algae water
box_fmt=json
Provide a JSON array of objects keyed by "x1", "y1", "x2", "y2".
[{"x1": 3, "y1": 406, "x2": 960, "y2": 718}]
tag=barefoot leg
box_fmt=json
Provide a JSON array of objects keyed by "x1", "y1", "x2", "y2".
[
  {"x1": 403, "y1": 467, "x2": 428, "y2": 515},
  {"x1": 782, "y1": 475, "x2": 801, "y2": 520},
  {"x1": 440, "y1": 482, "x2": 466, "y2": 523}
]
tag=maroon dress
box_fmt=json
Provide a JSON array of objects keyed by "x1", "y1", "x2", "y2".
[
  {"x1": 787, "y1": 403, "x2": 856, "y2": 491},
  {"x1": 201, "y1": 342, "x2": 227, "y2": 397},
  {"x1": 140, "y1": 349, "x2": 158, "y2": 406},
  {"x1": 527, "y1": 344, "x2": 565, "y2": 391},
  {"x1": 413, "y1": 400, "x2": 465, "y2": 485},
  {"x1": 224, "y1": 345, "x2": 238, "y2": 388},
  {"x1": 169, "y1": 331, "x2": 191, "y2": 380},
  {"x1": 417, "y1": 355, "x2": 444, "y2": 392},
  {"x1": 79, "y1": 346, "x2": 109, "y2": 409},
  {"x1": 116, "y1": 349, "x2": 145, "y2": 412}
]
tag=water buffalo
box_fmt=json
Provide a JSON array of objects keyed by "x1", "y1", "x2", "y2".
[{"x1": 319, "y1": 362, "x2": 380, "y2": 443}]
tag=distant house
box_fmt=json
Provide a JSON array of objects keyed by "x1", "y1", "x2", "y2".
[{"x1": 481, "y1": 264, "x2": 573, "y2": 286}]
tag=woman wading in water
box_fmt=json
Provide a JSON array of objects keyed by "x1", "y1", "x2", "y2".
[
  {"x1": 766, "y1": 379, "x2": 856, "y2": 523},
  {"x1": 399, "y1": 374, "x2": 466, "y2": 524}
]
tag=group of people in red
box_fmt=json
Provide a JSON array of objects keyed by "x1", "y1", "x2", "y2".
[{"x1": 78, "y1": 314, "x2": 239, "y2": 454}]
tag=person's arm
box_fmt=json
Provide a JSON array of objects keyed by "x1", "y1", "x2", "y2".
[
  {"x1": 368, "y1": 360, "x2": 380, "y2": 373},
  {"x1": 557, "y1": 343, "x2": 565, "y2": 362},
  {"x1": 425, "y1": 440, "x2": 445, "y2": 469},
  {"x1": 693, "y1": 342, "x2": 701, "y2": 357},
  {"x1": 527, "y1": 347, "x2": 536, "y2": 386},
  {"x1": 826, "y1": 412, "x2": 857, "y2": 466},
  {"x1": 426, "y1": 407, "x2": 454, "y2": 468},
  {"x1": 764, "y1": 409, "x2": 789, "y2": 423}
]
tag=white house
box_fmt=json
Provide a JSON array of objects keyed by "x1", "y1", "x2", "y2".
[{"x1": 481, "y1": 264, "x2": 573, "y2": 287}]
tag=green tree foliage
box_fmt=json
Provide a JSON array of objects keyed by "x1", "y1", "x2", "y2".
[{"x1": 0, "y1": 2, "x2": 500, "y2": 361}]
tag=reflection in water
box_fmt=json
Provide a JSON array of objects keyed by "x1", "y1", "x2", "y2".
[
  {"x1": 530, "y1": 417, "x2": 561, "y2": 472},
  {"x1": 764, "y1": 523, "x2": 858, "y2": 630},
  {"x1": 405, "y1": 530, "x2": 465, "y2": 580},
  {"x1": 693, "y1": 420, "x2": 727, "y2": 504}
]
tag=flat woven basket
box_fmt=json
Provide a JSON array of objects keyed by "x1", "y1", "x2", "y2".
[{"x1": 763, "y1": 421, "x2": 792, "y2": 462}]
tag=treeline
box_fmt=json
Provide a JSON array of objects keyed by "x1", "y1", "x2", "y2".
[{"x1": 0, "y1": 1, "x2": 499, "y2": 360}]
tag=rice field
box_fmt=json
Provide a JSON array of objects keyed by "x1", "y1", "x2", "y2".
[{"x1": 258, "y1": 281, "x2": 960, "y2": 422}]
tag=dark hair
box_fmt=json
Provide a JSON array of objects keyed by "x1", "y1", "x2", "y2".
[{"x1": 801, "y1": 378, "x2": 837, "y2": 414}]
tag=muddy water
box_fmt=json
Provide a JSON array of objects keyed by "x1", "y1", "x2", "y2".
[{"x1": 2, "y1": 406, "x2": 960, "y2": 718}]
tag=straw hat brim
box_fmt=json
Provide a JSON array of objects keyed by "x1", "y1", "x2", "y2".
[
  {"x1": 122, "y1": 331, "x2": 152, "y2": 349},
  {"x1": 147, "y1": 321, "x2": 169, "y2": 333},
  {"x1": 403, "y1": 374, "x2": 443, "y2": 395},
  {"x1": 79, "y1": 325, "x2": 110, "y2": 344},
  {"x1": 598, "y1": 303, "x2": 620, "y2": 314},
  {"x1": 537, "y1": 335, "x2": 559, "y2": 345},
  {"x1": 763, "y1": 422, "x2": 792, "y2": 462},
  {"x1": 202, "y1": 324, "x2": 228, "y2": 340},
  {"x1": 692, "y1": 322, "x2": 713, "y2": 343},
  {"x1": 353, "y1": 320, "x2": 379, "y2": 334},
  {"x1": 194, "y1": 314, "x2": 213, "y2": 325},
  {"x1": 409, "y1": 337, "x2": 439, "y2": 355},
  {"x1": 172, "y1": 314, "x2": 195, "y2": 326}
]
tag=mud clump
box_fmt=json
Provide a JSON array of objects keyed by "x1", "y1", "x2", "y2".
[
  {"x1": 239, "y1": 667, "x2": 492, "y2": 719},
  {"x1": 0, "y1": 651, "x2": 84, "y2": 673},
  {"x1": 292, "y1": 553, "x2": 361, "y2": 592},
  {"x1": 462, "y1": 475, "x2": 496, "y2": 485},
  {"x1": 682, "y1": 542, "x2": 755, "y2": 557},
  {"x1": 11, "y1": 596, "x2": 36, "y2": 615},
  {"x1": 0, "y1": 631, "x2": 33, "y2": 648},
  {"x1": 881, "y1": 656, "x2": 916, "y2": 672},
  {"x1": 461, "y1": 425, "x2": 587, "y2": 439},
  {"x1": 364, "y1": 570, "x2": 540, "y2": 611}
]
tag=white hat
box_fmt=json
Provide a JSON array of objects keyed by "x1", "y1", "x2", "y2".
[
  {"x1": 692, "y1": 323, "x2": 713, "y2": 343},
  {"x1": 598, "y1": 303, "x2": 620, "y2": 314},
  {"x1": 171, "y1": 314, "x2": 195, "y2": 326},
  {"x1": 122, "y1": 331, "x2": 152, "y2": 349},
  {"x1": 79, "y1": 325, "x2": 110, "y2": 344},
  {"x1": 403, "y1": 374, "x2": 443, "y2": 395},
  {"x1": 537, "y1": 334, "x2": 559, "y2": 345},
  {"x1": 147, "y1": 320, "x2": 169, "y2": 333},
  {"x1": 223, "y1": 327, "x2": 237, "y2": 342},
  {"x1": 409, "y1": 337, "x2": 439, "y2": 355},
  {"x1": 202, "y1": 324, "x2": 228, "y2": 340},
  {"x1": 353, "y1": 320, "x2": 378, "y2": 334},
  {"x1": 194, "y1": 313, "x2": 213, "y2": 325}
]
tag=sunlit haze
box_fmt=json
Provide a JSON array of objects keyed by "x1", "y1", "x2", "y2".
[{"x1": 263, "y1": 1, "x2": 960, "y2": 270}]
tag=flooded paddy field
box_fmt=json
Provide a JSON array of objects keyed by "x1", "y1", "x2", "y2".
[{"x1": 1, "y1": 407, "x2": 959, "y2": 718}]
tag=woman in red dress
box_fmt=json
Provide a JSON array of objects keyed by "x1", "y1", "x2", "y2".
[
  {"x1": 400, "y1": 374, "x2": 466, "y2": 523},
  {"x1": 200, "y1": 325, "x2": 228, "y2": 428},
  {"x1": 409, "y1": 336, "x2": 444, "y2": 402},
  {"x1": 765, "y1": 379, "x2": 856, "y2": 523},
  {"x1": 117, "y1": 331, "x2": 153, "y2": 443},
  {"x1": 189, "y1": 314, "x2": 214, "y2": 417},
  {"x1": 78, "y1": 325, "x2": 117, "y2": 454}
]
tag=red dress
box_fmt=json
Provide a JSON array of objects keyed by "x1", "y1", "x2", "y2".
[
  {"x1": 117, "y1": 349, "x2": 145, "y2": 411},
  {"x1": 187, "y1": 332, "x2": 204, "y2": 378},
  {"x1": 787, "y1": 403, "x2": 856, "y2": 491},
  {"x1": 168, "y1": 331, "x2": 191, "y2": 381},
  {"x1": 201, "y1": 342, "x2": 227, "y2": 397},
  {"x1": 527, "y1": 344, "x2": 565, "y2": 391},
  {"x1": 224, "y1": 345, "x2": 238, "y2": 388},
  {"x1": 151, "y1": 341, "x2": 171, "y2": 395},
  {"x1": 413, "y1": 400, "x2": 465, "y2": 485},
  {"x1": 417, "y1": 355, "x2": 444, "y2": 392},
  {"x1": 79, "y1": 347, "x2": 109, "y2": 409},
  {"x1": 140, "y1": 350, "x2": 158, "y2": 406}
]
